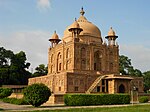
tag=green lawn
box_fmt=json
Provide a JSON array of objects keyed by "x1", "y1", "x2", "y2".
[{"x1": 12, "y1": 104, "x2": 150, "y2": 112}]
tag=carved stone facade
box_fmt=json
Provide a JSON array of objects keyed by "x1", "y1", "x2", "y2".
[{"x1": 29, "y1": 8, "x2": 144, "y2": 104}]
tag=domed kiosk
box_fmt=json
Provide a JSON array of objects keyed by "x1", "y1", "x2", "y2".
[{"x1": 29, "y1": 8, "x2": 144, "y2": 104}]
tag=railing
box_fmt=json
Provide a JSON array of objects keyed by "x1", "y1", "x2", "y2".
[{"x1": 86, "y1": 75, "x2": 106, "y2": 94}]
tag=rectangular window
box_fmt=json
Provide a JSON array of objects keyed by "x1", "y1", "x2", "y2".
[
  {"x1": 94, "y1": 63, "x2": 96, "y2": 70},
  {"x1": 57, "y1": 95, "x2": 63, "y2": 102},
  {"x1": 59, "y1": 87, "x2": 61, "y2": 91},
  {"x1": 74, "y1": 87, "x2": 78, "y2": 91}
]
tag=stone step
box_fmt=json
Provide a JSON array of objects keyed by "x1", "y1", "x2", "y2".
[{"x1": 86, "y1": 75, "x2": 106, "y2": 94}]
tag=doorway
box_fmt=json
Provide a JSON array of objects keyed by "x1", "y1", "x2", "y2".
[
  {"x1": 119, "y1": 84, "x2": 125, "y2": 93},
  {"x1": 97, "y1": 86, "x2": 100, "y2": 92}
]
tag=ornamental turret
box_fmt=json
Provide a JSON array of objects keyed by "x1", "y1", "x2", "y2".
[
  {"x1": 68, "y1": 18, "x2": 83, "y2": 41},
  {"x1": 49, "y1": 31, "x2": 61, "y2": 47},
  {"x1": 105, "y1": 27, "x2": 118, "y2": 46}
]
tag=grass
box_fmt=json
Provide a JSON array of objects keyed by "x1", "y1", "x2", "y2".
[
  {"x1": 1, "y1": 97, "x2": 29, "y2": 105},
  {"x1": 10, "y1": 104, "x2": 150, "y2": 112}
]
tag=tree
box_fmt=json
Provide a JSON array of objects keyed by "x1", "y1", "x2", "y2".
[
  {"x1": 143, "y1": 71, "x2": 150, "y2": 91},
  {"x1": 0, "y1": 47, "x2": 31, "y2": 85},
  {"x1": 133, "y1": 69, "x2": 142, "y2": 77},
  {"x1": 23, "y1": 83, "x2": 51, "y2": 107},
  {"x1": 119, "y1": 55, "x2": 142, "y2": 77},
  {"x1": 0, "y1": 67, "x2": 10, "y2": 85},
  {"x1": 11, "y1": 51, "x2": 30, "y2": 69},
  {"x1": 10, "y1": 51, "x2": 31, "y2": 84},
  {"x1": 32, "y1": 64, "x2": 48, "y2": 77},
  {"x1": 0, "y1": 47, "x2": 14, "y2": 67},
  {"x1": 119, "y1": 55, "x2": 132, "y2": 75}
]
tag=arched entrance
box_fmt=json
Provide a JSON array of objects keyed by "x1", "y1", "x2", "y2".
[{"x1": 119, "y1": 84, "x2": 125, "y2": 93}]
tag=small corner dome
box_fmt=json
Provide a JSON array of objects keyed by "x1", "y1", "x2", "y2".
[
  {"x1": 108, "y1": 27, "x2": 116, "y2": 36},
  {"x1": 51, "y1": 31, "x2": 59, "y2": 39},
  {"x1": 70, "y1": 19, "x2": 80, "y2": 29}
]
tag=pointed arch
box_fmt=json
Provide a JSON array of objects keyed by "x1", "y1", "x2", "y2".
[
  {"x1": 66, "y1": 60, "x2": 69, "y2": 70},
  {"x1": 57, "y1": 52, "x2": 62, "y2": 72},
  {"x1": 81, "y1": 47, "x2": 86, "y2": 70},
  {"x1": 66, "y1": 48, "x2": 69, "y2": 58},
  {"x1": 119, "y1": 84, "x2": 125, "y2": 93},
  {"x1": 51, "y1": 65, "x2": 53, "y2": 73},
  {"x1": 59, "y1": 63, "x2": 61, "y2": 71},
  {"x1": 94, "y1": 51, "x2": 102, "y2": 71},
  {"x1": 51, "y1": 54, "x2": 53, "y2": 63}
]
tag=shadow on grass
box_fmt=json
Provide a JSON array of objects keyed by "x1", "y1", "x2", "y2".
[{"x1": 0, "y1": 108, "x2": 4, "y2": 111}]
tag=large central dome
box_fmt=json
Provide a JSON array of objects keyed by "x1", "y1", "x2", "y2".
[{"x1": 63, "y1": 8, "x2": 102, "y2": 42}]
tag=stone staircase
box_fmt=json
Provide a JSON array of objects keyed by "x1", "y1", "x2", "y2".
[{"x1": 86, "y1": 75, "x2": 106, "y2": 94}]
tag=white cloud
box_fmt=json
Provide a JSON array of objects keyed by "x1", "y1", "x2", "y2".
[
  {"x1": 37, "y1": 0, "x2": 51, "y2": 11},
  {"x1": 0, "y1": 31, "x2": 50, "y2": 73},
  {"x1": 120, "y1": 44, "x2": 150, "y2": 72}
]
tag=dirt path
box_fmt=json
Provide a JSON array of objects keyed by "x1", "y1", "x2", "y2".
[
  {"x1": 0, "y1": 101, "x2": 32, "y2": 111},
  {"x1": 0, "y1": 101, "x2": 150, "y2": 112},
  {"x1": 0, "y1": 101, "x2": 65, "y2": 111}
]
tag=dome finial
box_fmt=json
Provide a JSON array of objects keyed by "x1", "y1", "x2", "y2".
[
  {"x1": 75, "y1": 18, "x2": 77, "y2": 21},
  {"x1": 80, "y1": 7, "x2": 85, "y2": 16}
]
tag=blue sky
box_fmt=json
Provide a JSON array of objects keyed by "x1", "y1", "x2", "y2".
[{"x1": 0, "y1": 0, "x2": 150, "y2": 72}]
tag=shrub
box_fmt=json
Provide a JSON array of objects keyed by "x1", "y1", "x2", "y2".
[
  {"x1": 23, "y1": 83, "x2": 51, "y2": 107},
  {"x1": 2, "y1": 97, "x2": 29, "y2": 105},
  {"x1": 139, "y1": 96, "x2": 149, "y2": 103},
  {"x1": 64, "y1": 94, "x2": 130, "y2": 106},
  {"x1": 0, "y1": 88, "x2": 13, "y2": 99}
]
